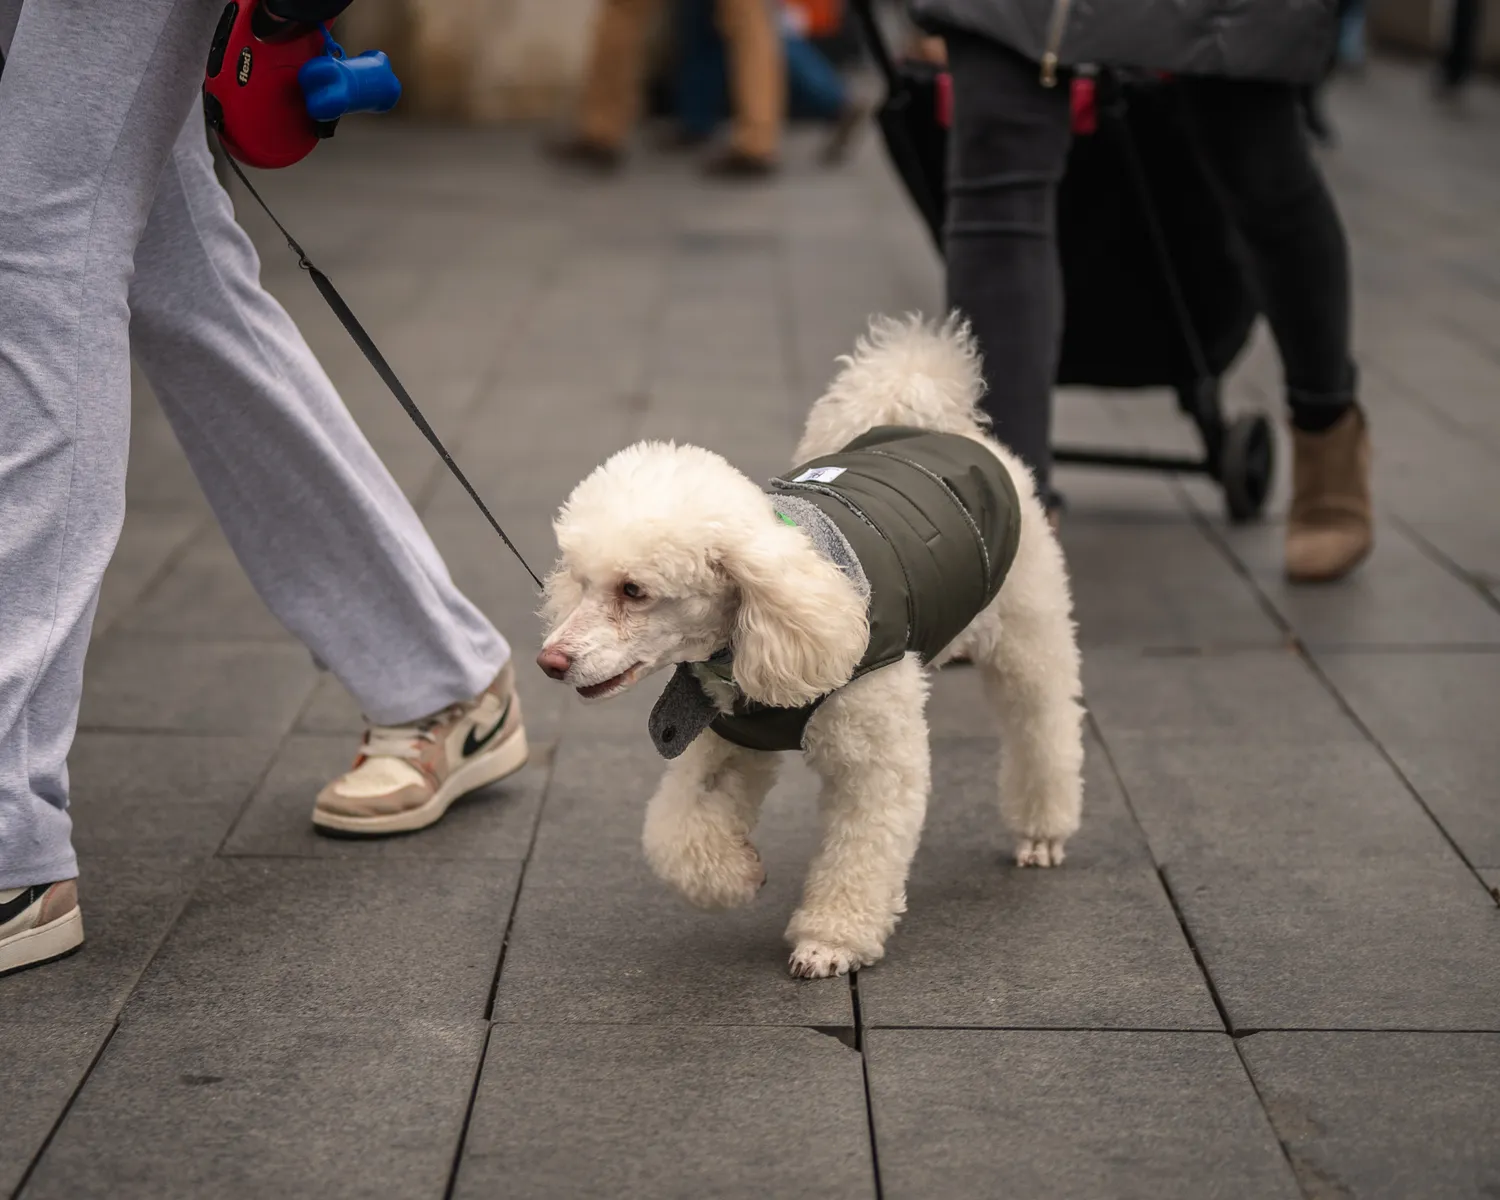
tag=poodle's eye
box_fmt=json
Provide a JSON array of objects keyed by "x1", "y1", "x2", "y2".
[{"x1": 620, "y1": 581, "x2": 646, "y2": 601}]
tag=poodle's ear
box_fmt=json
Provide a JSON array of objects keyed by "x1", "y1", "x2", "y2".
[{"x1": 719, "y1": 520, "x2": 869, "y2": 708}]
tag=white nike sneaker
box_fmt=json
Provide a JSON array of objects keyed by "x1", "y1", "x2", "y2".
[
  {"x1": 0, "y1": 880, "x2": 84, "y2": 976},
  {"x1": 314, "y1": 664, "x2": 528, "y2": 836}
]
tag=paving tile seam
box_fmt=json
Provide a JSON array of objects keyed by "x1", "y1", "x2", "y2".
[
  {"x1": 849, "y1": 971, "x2": 886, "y2": 1200},
  {"x1": 12, "y1": 839, "x2": 235, "y2": 1192},
  {"x1": 1363, "y1": 350, "x2": 1500, "y2": 463},
  {"x1": 8, "y1": 1018, "x2": 120, "y2": 1200},
  {"x1": 1229, "y1": 1037, "x2": 1307, "y2": 1195},
  {"x1": 1154, "y1": 867, "x2": 1234, "y2": 1032},
  {"x1": 1307, "y1": 643, "x2": 1500, "y2": 655},
  {"x1": 442, "y1": 1022, "x2": 495, "y2": 1200},
  {"x1": 213, "y1": 674, "x2": 337, "y2": 857},
  {"x1": 443, "y1": 705, "x2": 566, "y2": 1190},
  {"x1": 1387, "y1": 510, "x2": 1500, "y2": 617},
  {"x1": 1177, "y1": 483, "x2": 1495, "y2": 892},
  {"x1": 92, "y1": 513, "x2": 211, "y2": 642}
]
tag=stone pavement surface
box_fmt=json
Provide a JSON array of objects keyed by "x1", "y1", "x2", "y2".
[{"x1": 5, "y1": 62, "x2": 1500, "y2": 1199}]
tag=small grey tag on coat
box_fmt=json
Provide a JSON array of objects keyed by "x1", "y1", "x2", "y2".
[{"x1": 648, "y1": 665, "x2": 720, "y2": 758}]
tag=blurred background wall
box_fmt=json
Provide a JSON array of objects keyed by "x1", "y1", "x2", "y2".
[{"x1": 338, "y1": 0, "x2": 1498, "y2": 123}]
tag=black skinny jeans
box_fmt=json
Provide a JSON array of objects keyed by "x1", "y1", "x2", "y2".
[{"x1": 944, "y1": 34, "x2": 1356, "y2": 494}]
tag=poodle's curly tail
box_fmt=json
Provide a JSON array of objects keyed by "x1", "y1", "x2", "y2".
[{"x1": 798, "y1": 314, "x2": 989, "y2": 459}]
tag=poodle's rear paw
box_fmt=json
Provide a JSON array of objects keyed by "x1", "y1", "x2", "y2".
[
  {"x1": 788, "y1": 940, "x2": 874, "y2": 980},
  {"x1": 1015, "y1": 836, "x2": 1067, "y2": 868}
]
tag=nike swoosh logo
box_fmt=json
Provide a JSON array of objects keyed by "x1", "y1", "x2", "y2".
[
  {"x1": 462, "y1": 697, "x2": 512, "y2": 758},
  {"x1": 0, "y1": 885, "x2": 40, "y2": 928}
]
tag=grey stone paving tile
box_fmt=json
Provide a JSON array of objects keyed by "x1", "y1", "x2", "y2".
[
  {"x1": 495, "y1": 768, "x2": 857, "y2": 1020},
  {"x1": 293, "y1": 672, "x2": 370, "y2": 734},
  {"x1": 454, "y1": 1026, "x2": 872, "y2": 1200},
  {"x1": 1059, "y1": 521, "x2": 1283, "y2": 648},
  {"x1": 65, "y1": 732, "x2": 279, "y2": 857},
  {"x1": 919, "y1": 734, "x2": 1152, "y2": 872},
  {"x1": 23, "y1": 1012, "x2": 486, "y2": 1200},
  {"x1": 1240, "y1": 1032, "x2": 1500, "y2": 1200},
  {"x1": 93, "y1": 509, "x2": 203, "y2": 636},
  {"x1": 115, "y1": 530, "x2": 289, "y2": 642},
  {"x1": 526, "y1": 733, "x2": 667, "y2": 862},
  {"x1": 866, "y1": 1030, "x2": 1298, "y2": 1200},
  {"x1": 1166, "y1": 858, "x2": 1500, "y2": 1031},
  {"x1": 127, "y1": 858, "x2": 518, "y2": 1020},
  {"x1": 1318, "y1": 652, "x2": 1500, "y2": 865},
  {"x1": 78, "y1": 636, "x2": 319, "y2": 736},
  {"x1": 494, "y1": 754, "x2": 849, "y2": 1025},
  {"x1": 549, "y1": 680, "x2": 667, "y2": 748},
  {"x1": 1101, "y1": 732, "x2": 1452, "y2": 866},
  {"x1": 222, "y1": 734, "x2": 547, "y2": 860},
  {"x1": 857, "y1": 865, "x2": 1219, "y2": 1030},
  {"x1": 124, "y1": 381, "x2": 210, "y2": 518},
  {"x1": 2, "y1": 856, "x2": 200, "y2": 1026},
  {"x1": 1082, "y1": 647, "x2": 1362, "y2": 743},
  {"x1": 1209, "y1": 520, "x2": 1500, "y2": 647},
  {"x1": 1399, "y1": 514, "x2": 1500, "y2": 591},
  {"x1": 490, "y1": 861, "x2": 853, "y2": 1025},
  {"x1": 0, "y1": 1018, "x2": 113, "y2": 1197}
]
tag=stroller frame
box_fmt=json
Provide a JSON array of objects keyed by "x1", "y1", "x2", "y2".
[{"x1": 847, "y1": 3, "x2": 1274, "y2": 521}]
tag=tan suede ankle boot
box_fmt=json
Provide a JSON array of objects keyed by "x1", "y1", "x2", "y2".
[{"x1": 1286, "y1": 406, "x2": 1373, "y2": 583}]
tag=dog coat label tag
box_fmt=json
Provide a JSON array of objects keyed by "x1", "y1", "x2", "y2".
[{"x1": 793, "y1": 466, "x2": 846, "y2": 484}]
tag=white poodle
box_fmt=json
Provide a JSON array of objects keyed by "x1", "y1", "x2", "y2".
[{"x1": 536, "y1": 316, "x2": 1083, "y2": 979}]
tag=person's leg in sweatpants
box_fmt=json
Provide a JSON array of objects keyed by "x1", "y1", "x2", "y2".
[
  {"x1": 1180, "y1": 79, "x2": 1371, "y2": 582},
  {"x1": 943, "y1": 32, "x2": 1072, "y2": 505},
  {"x1": 0, "y1": 0, "x2": 222, "y2": 973},
  {"x1": 131, "y1": 106, "x2": 524, "y2": 838}
]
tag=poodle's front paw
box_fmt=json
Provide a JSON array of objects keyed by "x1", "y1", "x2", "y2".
[
  {"x1": 645, "y1": 834, "x2": 766, "y2": 910},
  {"x1": 1015, "y1": 836, "x2": 1067, "y2": 868},
  {"x1": 788, "y1": 940, "x2": 873, "y2": 980}
]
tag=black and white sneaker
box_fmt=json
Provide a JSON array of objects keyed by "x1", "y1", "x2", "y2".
[{"x1": 0, "y1": 881, "x2": 84, "y2": 977}]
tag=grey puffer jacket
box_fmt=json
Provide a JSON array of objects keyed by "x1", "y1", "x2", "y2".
[{"x1": 911, "y1": 0, "x2": 1337, "y2": 86}]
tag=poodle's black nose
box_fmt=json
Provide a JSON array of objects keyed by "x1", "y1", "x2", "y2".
[{"x1": 537, "y1": 646, "x2": 572, "y2": 679}]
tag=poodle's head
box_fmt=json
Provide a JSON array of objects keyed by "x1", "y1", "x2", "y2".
[{"x1": 537, "y1": 442, "x2": 869, "y2": 708}]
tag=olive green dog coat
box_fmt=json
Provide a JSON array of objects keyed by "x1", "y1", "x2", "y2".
[{"x1": 648, "y1": 426, "x2": 1022, "y2": 756}]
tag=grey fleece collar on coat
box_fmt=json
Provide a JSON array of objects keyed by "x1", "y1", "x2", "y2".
[{"x1": 647, "y1": 496, "x2": 870, "y2": 758}]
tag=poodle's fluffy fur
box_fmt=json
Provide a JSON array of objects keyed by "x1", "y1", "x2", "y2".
[{"x1": 539, "y1": 316, "x2": 1084, "y2": 978}]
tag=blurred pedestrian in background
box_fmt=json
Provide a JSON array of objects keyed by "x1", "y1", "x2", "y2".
[
  {"x1": 915, "y1": 0, "x2": 1374, "y2": 583},
  {"x1": 552, "y1": 0, "x2": 785, "y2": 174},
  {"x1": 1435, "y1": 0, "x2": 1485, "y2": 99},
  {"x1": 673, "y1": 0, "x2": 870, "y2": 164},
  {"x1": 1304, "y1": 0, "x2": 1368, "y2": 143}
]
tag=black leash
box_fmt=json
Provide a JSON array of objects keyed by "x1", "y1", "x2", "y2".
[{"x1": 218, "y1": 149, "x2": 544, "y2": 589}]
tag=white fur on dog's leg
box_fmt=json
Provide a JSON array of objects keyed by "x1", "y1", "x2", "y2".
[
  {"x1": 972, "y1": 477, "x2": 1085, "y2": 863},
  {"x1": 1015, "y1": 837, "x2": 1067, "y2": 868},
  {"x1": 787, "y1": 657, "x2": 931, "y2": 977},
  {"x1": 643, "y1": 733, "x2": 778, "y2": 910}
]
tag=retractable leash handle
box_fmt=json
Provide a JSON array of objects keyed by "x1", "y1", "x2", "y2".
[
  {"x1": 204, "y1": 2, "x2": 403, "y2": 167},
  {"x1": 202, "y1": 4, "x2": 544, "y2": 589}
]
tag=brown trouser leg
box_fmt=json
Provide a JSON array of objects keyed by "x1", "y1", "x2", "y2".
[
  {"x1": 715, "y1": 0, "x2": 782, "y2": 159},
  {"x1": 576, "y1": 0, "x2": 662, "y2": 148}
]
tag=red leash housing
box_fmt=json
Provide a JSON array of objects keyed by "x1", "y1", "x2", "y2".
[{"x1": 203, "y1": 1, "x2": 327, "y2": 169}]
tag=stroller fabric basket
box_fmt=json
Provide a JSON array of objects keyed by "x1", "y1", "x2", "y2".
[{"x1": 846, "y1": 0, "x2": 1275, "y2": 521}]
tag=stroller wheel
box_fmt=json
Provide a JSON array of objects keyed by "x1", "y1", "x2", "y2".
[{"x1": 1221, "y1": 413, "x2": 1274, "y2": 524}]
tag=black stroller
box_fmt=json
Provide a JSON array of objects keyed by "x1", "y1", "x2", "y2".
[{"x1": 847, "y1": 2, "x2": 1274, "y2": 521}]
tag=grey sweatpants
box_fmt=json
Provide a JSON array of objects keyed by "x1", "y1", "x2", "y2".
[{"x1": 0, "y1": 0, "x2": 509, "y2": 889}]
